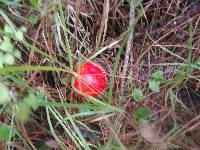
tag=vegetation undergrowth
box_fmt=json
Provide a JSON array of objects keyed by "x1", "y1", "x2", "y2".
[{"x1": 0, "y1": 0, "x2": 200, "y2": 149}]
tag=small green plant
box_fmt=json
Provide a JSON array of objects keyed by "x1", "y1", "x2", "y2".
[
  {"x1": 29, "y1": 0, "x2": 49, "y2": 25},
  {"x1": 28, "y1": 14, "x2": 39, "y2": 25},
  {"x1": 16, "y1": 92, "x2": 39, "y2": 122},
  {"x1": 0, "y1": 25, "x2": 25, "y2": 68},
  {"x1": 0, "y1": 24, "x2": 26, "y2": 115},
  {"x1": 152, "y1": 71, "x2": 164, "y2": 81},
  {"x1": 148, "y1": 71, "x2": 164, "y2": 93},
  {"x1": 0, "y1": 24, "x2": 40, "y2": 122},
  {"x1": 132, "y1": 107, "x2": 151, "y2": 125},
  {"x1": 132, "y1": 88, "x2": 143, "y2": 101},
  {"x1": 0, "y1": 123, "x2": 16, "y2": 141}
]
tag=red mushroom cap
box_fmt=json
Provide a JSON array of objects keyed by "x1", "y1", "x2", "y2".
[{"x1": 74, "y1": 62, "x2": 107, "y2": 98}]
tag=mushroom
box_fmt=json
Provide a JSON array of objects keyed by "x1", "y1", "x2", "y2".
[{"x1": 74, "y1": 62, "x2": 107, "y2": 98}]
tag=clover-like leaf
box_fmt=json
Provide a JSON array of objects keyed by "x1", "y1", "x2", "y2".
[
  {"x1": 29, "y1": 14, "x2": 39, "y2": 25},
  {"x1": 3, "y1": 53, "x2": 15, "y2": 65},
  {"x1": 13, "y1": 50, "x2": 21, "y2": 59},
  {"x1": 0, "y1": 84, "x2": 11, "y2": 104},
  {"x1": 24, "y1": 93, "x2": 38, "y2": 110},
  {"x1": 133, "y1": 107, "x2": 151, "y2": 119},
  {"x1": 133, "y1": 107, "x2": 151, "y2": 125},
  {"x1": 16, "y1": 102, "x2": 30, "y2": 122},
  {"x1": 132, "y1": 88, "x2": 143, "y2": 101},
  {"x1": 149, "y1": 80, "x2": 160, "y2": 93},
  {"x1": 15, "y1": 30, "x2": 24, "y2": 41},
  {"x1": 0, "y1": 123, "x2": 16, "y2": 141},
  {"x1": 152, "y1": 71, "x2": 164, "y2": 81},
  {"x1": 0, "y1": 37, "x2": 13, "y2": 52}
]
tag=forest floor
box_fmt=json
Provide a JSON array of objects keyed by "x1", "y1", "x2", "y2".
[{"x1": 0, "y1": 0, "x2": 200, "y2": 149}]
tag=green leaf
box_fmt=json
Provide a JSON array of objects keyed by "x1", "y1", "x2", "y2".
[
  {"x1": 19, "y1": 26, "x2": 26, "y2": 33},
  {"x1": 15, "y1": 30, "x2": 24, "y2": 41},
  {"x1": 3, "y1": 53, "x2": 15, "y2": 65},
  {"x1": 29, "y1": 14, "x2": 39, "y2": 25},
  {"x1": 13, "y1": 50, "x2": 21, "y2": 59},
  {"x1": 31, "y1": 0, "x2": 41, "y2": 10},
  {"x1": 152, "y1": 71, "x2": 164, "y2": 81},
  {"x1": 132, "y1": 88, "x2": 143, "y2": 101},
  {"x1": 176, "y1": 75, "x2": 185, "y2": 85},
  {"x1": 0, "y1": 123, "x2": 15, "y2": 141},
  {"x1": 133, "y1": 107, "x2": 151, "y2": 119},
  {"x1": 137, "y1": 118, "x2": 149, "y2": 125},
  {"x1": 0, "y1": 84, "x2": 11, "y2": 104},
  {"x1": 16, "y1": 93, "x2": 39, "y2": 122},
  {"x1": 16, "y1": 102, "x2": 30, "y2": 122},
  {"x1": 133, "y1": 107, "x2": 151, "y2": 125},
  {"x1": 149, "y1": 80, "x2": 160, "y2": 93},
  {"x1": 24, "y1": 93, "x2": 38, "y2": 110},
  {"x1": 0, "y1": 37, "x2": 13, "y2": 52}
]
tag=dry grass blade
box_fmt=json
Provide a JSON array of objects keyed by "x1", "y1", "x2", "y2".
[
  {"x1": 121, "y1": 0, "x2": 135, "y2": 91},
  {"x1": 95, "y1": 0, "x2": 109, "y2": 51}
]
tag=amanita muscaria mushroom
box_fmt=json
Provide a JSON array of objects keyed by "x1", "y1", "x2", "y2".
[{"x1": 74, "y1": 62, "x2": 107, "y2": 98}]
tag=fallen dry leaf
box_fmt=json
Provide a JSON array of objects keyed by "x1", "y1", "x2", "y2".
[{"x1": 138, "y1": 124, "x2": 161, "y2": 143}]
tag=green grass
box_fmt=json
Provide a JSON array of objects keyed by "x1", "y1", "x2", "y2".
[
  {"x1": 0, "y1": 5, "x2": 123, "y2": 149},
  {"x1": 0, "y1": 4, "x2": 124, "y2": 148}
]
